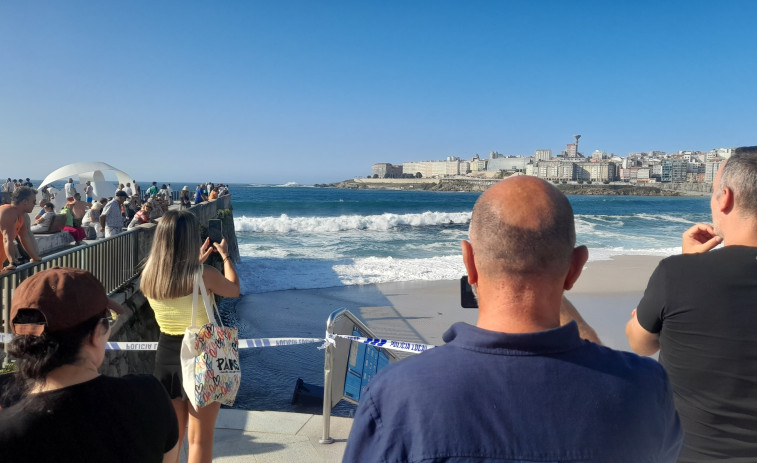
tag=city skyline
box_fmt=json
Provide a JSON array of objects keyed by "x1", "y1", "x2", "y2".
[{"x1": 2, "y1": 1, "x2": 756, "y2": 185}]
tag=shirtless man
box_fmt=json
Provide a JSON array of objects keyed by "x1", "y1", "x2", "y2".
[{"x1": 1, "y1": 186, "x2": 42, "y2": 272}]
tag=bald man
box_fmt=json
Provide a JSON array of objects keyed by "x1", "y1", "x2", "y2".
[{"x1": 344, "y1": 176, "x2": 682, "y2": 463}]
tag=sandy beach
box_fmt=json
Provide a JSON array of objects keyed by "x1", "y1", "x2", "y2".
[
  {"x1": 241, "y1": 254, "x2": 664, "y2": 353},
  {"x1": 232, "y1": 254, "x2": 665, "y2": 412}
]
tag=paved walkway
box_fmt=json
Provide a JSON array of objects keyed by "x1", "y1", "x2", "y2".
[{"x1": 178, "y1": 410, "x2": 352, "y2": 462}]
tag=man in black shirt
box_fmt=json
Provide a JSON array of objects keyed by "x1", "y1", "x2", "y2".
[{"x1": 626, "y1": 146, "x2": 757, "y2": 462}]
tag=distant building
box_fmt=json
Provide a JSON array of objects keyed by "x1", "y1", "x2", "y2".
[
  {"x1": 705, "y1": 158, "x2": 725, "y2": 183},
  {"x1": 372, "y1": 163, "x2": 403, "y2": 178},
  {"x1": 534, "y1": 160, "x2": 575, "y2": 181},
  {"x1": 715, "y1": 147, "x2": 734, "y2": 159},
  {"x1": 576, "y1": 161, "x2": 617, "y2": 182},
  {"x1": 487, "y1": 156, "x2": 530, "y2": 173},
  {"x1": 469, "y1": 156, "x2": 488, "y2": 172},
  {"x1": 661, "y1": 159, "x2": 687, "y2": 183},
  {"x1": 534, "y1": 149, "x2": 551, "y2": 162},
  {"x1": 403, "y1": 161, "x2": 434, "y2": 178},
  {"x1": 566, "y1": 143, "x2": 578, "y2": 157}
]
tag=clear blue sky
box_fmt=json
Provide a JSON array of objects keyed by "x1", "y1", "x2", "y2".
[{"x1": 2, "y1": 1, "x2": 755, "y2": 185}]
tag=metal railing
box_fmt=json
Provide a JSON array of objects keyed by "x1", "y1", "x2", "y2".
[
  {"x1": 1, "y1": 230, "x2": 140, "y2": 363},
  {"x1": 1, "y1": 193, "x2": 234, "y2": 366}
]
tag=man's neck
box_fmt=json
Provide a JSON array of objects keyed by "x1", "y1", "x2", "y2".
[
  {"x1": 475, "y1": 283, "x2": 563, "y2": 334},
  {"x1": 723, "y1": 219, "x2": 757, "y2": 247}
]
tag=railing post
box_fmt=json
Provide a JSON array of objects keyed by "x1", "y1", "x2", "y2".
[{"x1": 320, "y1": 321, "x2": 335, "y2": 444}]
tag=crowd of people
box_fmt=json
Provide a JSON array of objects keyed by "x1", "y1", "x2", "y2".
[
  {"x1": 2, "y1": 151, "x2": 757, "y2": 462},
  {"x1": 0, "y1": 180, "x2": 231, "y2": 262}
]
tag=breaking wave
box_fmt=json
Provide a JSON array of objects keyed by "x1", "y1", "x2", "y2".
[{"x1": 235, "y1": 211, "x2": 471, "y2": 233}]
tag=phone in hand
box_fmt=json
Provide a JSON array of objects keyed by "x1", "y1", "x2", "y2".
[
  {"x1": 460, "y1": 276, "x2": 478, "y2": 308},
  {"x1": 208, "y1": 219, "x2": 223, "y2": 244}
]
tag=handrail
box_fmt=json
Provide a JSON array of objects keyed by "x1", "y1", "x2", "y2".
[
  {"x1": 1, "y1": 193, "x2": 234, "y2": 367},
  {"x1": 1, "y1": 229, "x2": 140, "y2": 365}
]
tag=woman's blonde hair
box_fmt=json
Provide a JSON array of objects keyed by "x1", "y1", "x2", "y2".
[{"x1": 140, "y1": 210, "x2": 201, "y2": 300}]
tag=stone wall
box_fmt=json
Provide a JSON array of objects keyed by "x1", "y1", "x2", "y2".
[{"x1": 100, "y1": 279, "x2": 161, "y2": 376}]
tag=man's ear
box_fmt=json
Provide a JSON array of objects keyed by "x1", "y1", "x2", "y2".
[
  {"x1": 461, "y1": 240, "x2": 478, "y2": 285},
  {"x1": 564, "y1": 245, "x2": 588, "y2": 291},
  {"x1": 716, "y1": 186, "x2": 735, "y2": 214}
]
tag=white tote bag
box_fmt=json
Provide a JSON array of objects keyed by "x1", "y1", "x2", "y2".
[{"x1": 180, "y1": 269, "x2": 241, "y2": 409}]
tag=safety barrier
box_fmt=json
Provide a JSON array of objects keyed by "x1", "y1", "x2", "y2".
[{"x1": 1, "y1": 230, "x2": 140, "y2": 365}]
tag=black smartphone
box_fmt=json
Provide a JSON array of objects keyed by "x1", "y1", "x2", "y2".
[
  {"x1": 208, "y1": 219, "x2": 223, "y2": 244},
  {"x1": 460, "y1": 276, "x2": 478, "y2": 308}
]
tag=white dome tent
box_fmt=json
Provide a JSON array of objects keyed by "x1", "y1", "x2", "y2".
[{"x1": 37, "y1": 162, "x2": 133, "y2": 210}]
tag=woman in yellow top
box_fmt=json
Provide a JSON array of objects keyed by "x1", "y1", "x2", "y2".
[{"x1": 141, "y1": 210, "x2": 240, "y2": 463}]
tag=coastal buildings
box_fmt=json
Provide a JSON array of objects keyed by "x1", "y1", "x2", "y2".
[{"x1": 367, "y1": 139, "x2": 732, "y2": 185}]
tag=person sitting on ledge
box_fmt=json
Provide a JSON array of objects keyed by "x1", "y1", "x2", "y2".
[
  {"x1": 343, "y1": 176, "x2": 682, "y2": 463},
  {"x1": 128, "y1": 203, "x2": 156, "y2": 229},
  {"x1": 61, "y1": 200, "x2": 86, "y2": 245},
  {"x1": 30, "y1": 202, "x2": 55, "y2": 233},
  {"x1": 81, "y1": 201, "x2": 104, "y2": 239},
  {"x1": 0, "y1": 267, "x2": 179, "y2": 462}
]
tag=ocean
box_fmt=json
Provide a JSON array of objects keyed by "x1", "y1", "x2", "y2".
[
  {"x1": 230, "y1": 184, "x2": 710, "y2": 294},
  {"x1": 226, "y1": 184, "x2": 711, "y2": 414}
]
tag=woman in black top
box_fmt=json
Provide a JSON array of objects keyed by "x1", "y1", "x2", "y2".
[{"x1": 0, "y1": 268, "x2": 179, "y2": 463}]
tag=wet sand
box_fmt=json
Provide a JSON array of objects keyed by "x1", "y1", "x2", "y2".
[{"x1": 240, "y1": 254, "x2": 663, "y2": 352}]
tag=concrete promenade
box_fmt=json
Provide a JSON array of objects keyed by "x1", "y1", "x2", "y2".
[{"x1": 178, "y1": 409, "x2": 352, "y2": 462}]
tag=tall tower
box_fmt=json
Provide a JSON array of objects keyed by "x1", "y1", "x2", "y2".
[{"x1": 574, "y1": 135, "x2": 581, "y2": 156}]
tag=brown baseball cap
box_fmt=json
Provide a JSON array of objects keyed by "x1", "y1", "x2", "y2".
[{"x1": 10, "y1": 267, "x2": 125, "y2": 336}]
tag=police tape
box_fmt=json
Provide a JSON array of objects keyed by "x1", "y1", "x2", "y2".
[
  {"x1": 330, "y1": 334, "x2": 435, "y2": 354},
  {"x1": 0, "y1": 332, "x2": 435, "y2": 354},
  {"x1": 0, "y1": 334, "x2": 327, "y2": 351},
  {"x1": 104, "y1": 337, "x2": 326, "y2": 351}
]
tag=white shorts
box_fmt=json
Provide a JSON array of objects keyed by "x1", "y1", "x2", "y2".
[{"x1": 105, "y1": 226, "x2": 122, "y2": 238}]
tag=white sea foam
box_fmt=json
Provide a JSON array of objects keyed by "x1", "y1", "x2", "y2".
[
  {"x1": 633, "y1": 213, "x2": 695, "y2": 224},
  {"x1": 234, "y1": 211, "x2": 471, "y2": 234},
  {"x1": 237, "y1": 255, "x2": 465, "y2": 293},
  {"x1": 236, "y1": 246, "x2": 679, "y2": 293}
]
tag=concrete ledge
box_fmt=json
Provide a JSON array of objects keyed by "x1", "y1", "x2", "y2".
[{"x1": 34, "y1": 231, "x2": 74, "y2": 254}]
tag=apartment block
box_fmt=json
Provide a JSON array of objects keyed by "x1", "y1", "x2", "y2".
[{"x1": 534, "y1": 149, "x2": 551, "y2": 162}]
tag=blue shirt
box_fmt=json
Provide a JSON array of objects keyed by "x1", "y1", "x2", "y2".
[{"x1": 344, "y1": 322, "x2": 682, "y2": 463}]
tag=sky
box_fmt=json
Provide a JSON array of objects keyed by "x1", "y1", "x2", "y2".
[{"x1": 2, "y1": 1, "x2": 756, "y2": 185}]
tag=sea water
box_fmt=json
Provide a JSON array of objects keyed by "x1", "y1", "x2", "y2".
[
  {"x1": 225, "y1": 185, "x2": 710, "y2": 413},
  {"x1": 230, "y1": 185, "x2": 710, "y2": 294}
]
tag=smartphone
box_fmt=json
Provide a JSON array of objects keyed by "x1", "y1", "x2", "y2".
[
  {"x1": 460, "y1": 276, "x2": 478, "y2": 308},
  {"x1": 208, "y1": 219, "x2": 223, "y2": 244}
]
